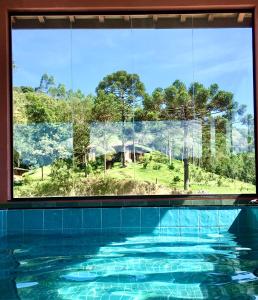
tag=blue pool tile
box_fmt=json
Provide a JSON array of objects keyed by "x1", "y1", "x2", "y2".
[
  {"x1": 24, "y1": 210, "x2": 44, "y2": 230},
  {"x1": 7, "y1": 210, "x2": 23, "y2": 232},
  {"x1": 218, "y1": 209, "x2": 240, "y2": 228},
  {"x1": 157, "y1": 227, "x2": 180, "y2": 235},
  {"x1": 199, "y1": 209, "x2": 218, "y2": 227},
  {"x1": 44, "y1": 209, "x2": 62, "y2": 231},
  {"x1": 7, "y1": 230, "x2": 24, "y2": 236},
  {"x1": 140, "y1": 227, "x2": 157, "y2": 234},
  {"x1": 63, "y1": 209, "x2": 82, "y2": 229},
  {"x1": 141, "y1": 208, "x2": 159, "y2": 228},
  {"x1": 102, "y1": 208, "x2": 120, "y2": 228},
  {"x1": 160, "y1": 208, "x2": 179, "y2": 227},
  {"x1": 179, "y1": 209, "x2": 199, "y2": 227},
  {"x1": 81, "y1": 228, "x2": 102, "y2": 234},
  {"x1": 102, "y1": 227, "x2": 120, "y2": 233},
  {"x1": 62, "y1": 228, "x2": 79, "y2": 235},
  {"x1": 121, "y1": 208, "x2": 140, "y2": 228},
  {"x1": 249, "y1": 207, "x2": 258, "y2": 229},
  {"x1": 62, "y1": 228, "x2": 93, "y2": 235},
  {"x1": 235, "y1": 208, "x2": 249, "y2": 232},
  {"x1": 0, "y1": 211, "x2": 3, "y2": 238},
  {"x1": 43, "y1": 229, "x2": 63, "y2": 235},
  {"x1": 3, "y1": 211, "x2": 7, "y2": 231},
  {"x1": 180, "y1": 227, "x2": 199, "y2": 236},
  {"x1": 23, "y1": 229, "x2": 44, "y2": 235},
  {"x1": 199, "y1": 227, "x2": 220, "y2": 235},
  {"x1": 120, "y1": 227, "x2": 141, "y2": 235},
  {"x1": 82, "y1": 208, "x2": 101, "y2": 228},
  {"x1": 0, "y1": 211, "x2": 3, "y2": 233},
  {"x1": 219, "y1": 226, "x2": 230, "y2": 233}
]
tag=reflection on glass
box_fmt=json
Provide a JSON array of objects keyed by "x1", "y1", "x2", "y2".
[
  {"x1": 14, "y1": 123, "x2": 73, "y2": 182},
  {"x1": 12, "y1": 13, "x2": 256, "y2": 197}
]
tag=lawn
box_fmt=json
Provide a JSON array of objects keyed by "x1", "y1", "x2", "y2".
[
  {"x1": 14, "y1": 158, "x2": 256, "y2": 196},
  {"x1": 106, "y1": 160, "x2": 255, "y2": 194}
]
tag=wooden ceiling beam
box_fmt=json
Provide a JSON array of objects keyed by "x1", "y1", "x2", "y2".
[
  {"x1": 180, "y1": 15, "x2": 186, "y2": 23},
  {"x1": 208, "y1": 14, "x2": 214, "y2": 22},
  {"x1": 153, "y1": 15, "x2": 158, "y2": 22},
  {"x1": 237, "y1": 13, "x2": 245, "y2": 23},
  {"x1": 123, "y1": 15, "x2": 130, "y2": 21},
  {"x1": 38, "y1": 16, "x2": 45, "y2": 23},
  {"x1": 98, "y1": 15, "x2": 105, "y2": 23},
  {"x1": 69, "y1": 16, "x2": 75, "y2": 23}
]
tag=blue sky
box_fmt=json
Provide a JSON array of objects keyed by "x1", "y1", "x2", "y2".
[{"x1": 12, "y1": 27, "x2": 254, "y2": 112}]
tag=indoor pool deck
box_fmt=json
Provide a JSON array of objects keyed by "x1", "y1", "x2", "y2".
[{"x1": 0, "y1": 206, "x2": 257, "y2": 237}]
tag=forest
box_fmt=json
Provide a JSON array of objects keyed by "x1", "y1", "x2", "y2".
[{"x1": 13, "y1": 71, "x2": 256, "y2": 197}]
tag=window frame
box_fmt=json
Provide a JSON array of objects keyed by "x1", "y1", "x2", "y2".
[{"x1": 1, "y1": 0, "x2": 258, "y2": 206}]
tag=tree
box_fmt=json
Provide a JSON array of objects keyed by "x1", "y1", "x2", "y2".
[
  {"x1": 162, "y1": 80, "x2": 194, "y2": 190},
  {"x1": 49, "y1": 83, "x2": 66, "y2": 99},
  {"x1": 20, "y1": 86, "x2": 35, "y2": 93},
  {"x1": 13, "y1": 90, "x2": 28, "y2": 124},
  {"x1": 69, "y1": 94, "x2": 94, "y2": 172},
  {"x1": 156, "y1": 80, "x2": 239, "y2": 190},
  {"x1": 92, "y1": 91, "x2": 121, "y2": 173},
  {"x1": 96, "y1": 70, "x2": 145, "y2": 167},
  {"x1": 25, "y1": 93, "x2": 56, "y2": 123},
  {"x1": 241, "y1": 113, "x2": 254, "y2": 153},
  {"x1": 14, "y1": 123, "x2": 73, "y2": 180},
  {"x1": 36, "y1": 73, "x2": 55, "y2": 93}
]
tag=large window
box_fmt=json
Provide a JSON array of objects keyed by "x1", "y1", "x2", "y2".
[{"x1": 11, "y1": 12, "x2": 256, "y2": 198}]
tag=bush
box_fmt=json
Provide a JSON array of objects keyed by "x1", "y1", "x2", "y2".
[
  {"x1": 85, "y1": 163, "x2": 92, "y2": 176},
  {"x1": 145, "y1": 151, "x2": 169, "y2": 164},
  {"x1": 142, "y1": 158, "x2": 149, "y2": 169},
  {"x1": 153, "y1": 164, "x2": 161, "y2": 170},
  {"x1": 173, "y1": 176, "x2": 181, "y2": 183},
  {"x1": 49, "y1": 159, "x2": 73, "y2": 194},
  {"x1": 203, "y1": 153, "x2": 255, "y2": 185},
  {"x1": 168, "y1": 162, "x2": 175, "y2": 170},
  {"x1": 217, "y1": 176, "x2": 223, "y2": 187},
  {"x1": 75, "y1": 176, "x2": 160, "y2": 196}
]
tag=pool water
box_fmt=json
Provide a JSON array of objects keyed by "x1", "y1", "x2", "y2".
[{"x1": 1, "y1": 231, "x2": 258, "y2": 299}]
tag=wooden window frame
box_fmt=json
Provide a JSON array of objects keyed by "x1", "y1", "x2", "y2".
[{"x1": 1, "y1": 0, "x2": 258, "y2": 206}]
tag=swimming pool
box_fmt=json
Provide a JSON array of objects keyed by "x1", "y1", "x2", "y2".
[{"x1": 0, "y1": 207, "x2": 257, "y2": 299}]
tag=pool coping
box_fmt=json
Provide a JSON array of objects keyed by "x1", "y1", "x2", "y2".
[{"x1": 0, "y1": 198, "x2": 257, "y2": 209}]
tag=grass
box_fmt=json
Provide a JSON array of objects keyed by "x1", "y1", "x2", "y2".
[
  {"x1": 14, "y1": 158, "x2": 256, "y2": 196},
  {"x1": 106, "y1": 160, "x2": 255, "y2": 194}
]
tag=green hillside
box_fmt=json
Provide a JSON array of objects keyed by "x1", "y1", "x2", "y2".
[{"x1": 14, "y1": 155, "x2": 255, "y2": 197}]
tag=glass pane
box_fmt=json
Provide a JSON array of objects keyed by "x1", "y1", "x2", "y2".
[
  {"x1": 12, "y1": 24, "x2": 73, "y2": 197},
  {"x1": 130, "y1": 15, "x2": 195, "y2": 195},
  {"x1": 12, "y1": 12, "x2": 255, "y2": 198},
  {"x1": 192, "y1": 13, "x2": 255, "y2": 194}
]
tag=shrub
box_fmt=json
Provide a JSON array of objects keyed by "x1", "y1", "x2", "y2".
[
  {"x1": 153, "y1": 164, "x2": 161, "y2": 170},
  {"x1": 217, "y1": 176, "x2": 223, "y2": 187},
  {"x1": 49, "y1": 159, "x2": 73, "y2": 194},
  {"x1": 142, "y1": 158, "x2": 149, "y2": 169},
  {"x1": 75, "y1": 176, "x2": 160, "y2": 196},
  {"x1": 171, "y1": 175, "x2": 181, "y2": 188},
  {"x1": 173, "y1": 176, "x2": 181, "y2": 183},
  {"x1": 85, "y1": 163, "x2": 92, "y2": 176},
  {"x1": 168, "y1": 162, "x2": 175, "y2": 170},
  {"x1": 145, "y1": 151, "x2": 169, "y2": 164}
]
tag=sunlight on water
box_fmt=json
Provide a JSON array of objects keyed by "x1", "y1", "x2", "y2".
[{"x1": 0, "y1": 231, "x2": 258, "y2": 299}]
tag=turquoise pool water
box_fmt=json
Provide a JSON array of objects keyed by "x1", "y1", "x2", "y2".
[{"x1": 1, "y1": 231, "x2": 258, "y2": 299}]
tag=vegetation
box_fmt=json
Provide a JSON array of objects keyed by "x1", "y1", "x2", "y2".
[{"x1": 13, "y1": 71, "x2": 256, "y2": 197}]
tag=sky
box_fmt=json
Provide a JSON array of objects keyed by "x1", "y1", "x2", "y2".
[{"x1": 12, "y1": 27, "x2": 254, "y2": 113}]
